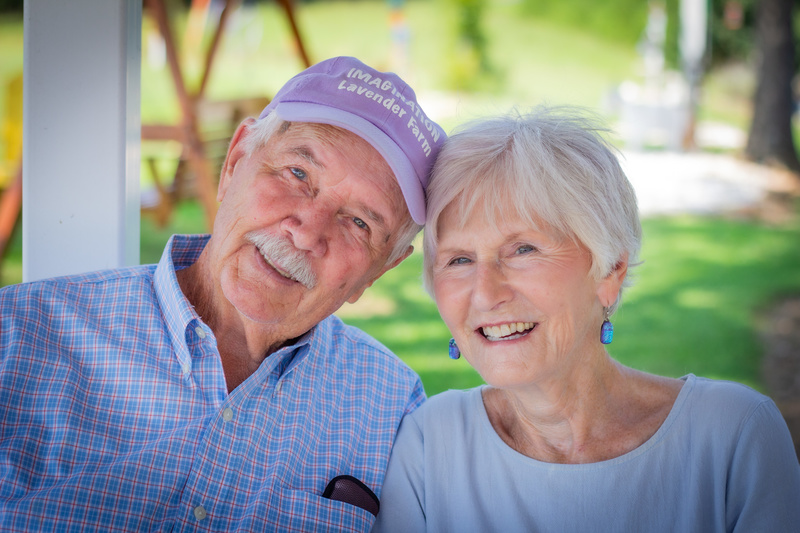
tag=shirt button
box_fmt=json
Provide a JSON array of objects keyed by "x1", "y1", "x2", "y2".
[
  {"x1": 193, "y1": 505, "x2": 207, "y2": 521},
  {"x1": 195, "y1": 326, "x2": 206, "y2": 339},
  {"x1": 275, "y1": 381, "x2": 283, "y2": 393},
  {"x1": 222, "y1": 407, "x2": 234, "y2": 422}
]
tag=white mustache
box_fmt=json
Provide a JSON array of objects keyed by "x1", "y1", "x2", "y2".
[{"x1": 245, "y1": 231, "x2": 317, "y2": 289}]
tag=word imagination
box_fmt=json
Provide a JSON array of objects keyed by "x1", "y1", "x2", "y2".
[{"x1": 338, "y1": 68, "x2": 441, "y2": 157}]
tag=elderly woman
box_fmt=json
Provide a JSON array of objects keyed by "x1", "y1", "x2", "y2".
[{"x1": 372, "y1": 106, "x2": 800, "y2": 532}]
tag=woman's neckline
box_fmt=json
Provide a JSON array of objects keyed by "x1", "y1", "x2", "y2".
[{"x1": 475, "y1": 374, "x2": 695, "y2": 467}]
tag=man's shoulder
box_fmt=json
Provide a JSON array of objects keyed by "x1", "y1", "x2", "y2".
[
  {"x1": 315, "y1": 315, "x2": 422, "y2": 381},
  {"x1": 320, "y1": 314, "x2": 397, "y2": 358},
  {"x1": 0, "y1": 264, "x2": 157, "y2": 312},
  {"x1": 2, "y1": 264, "x2": 155, "y2": 290}
]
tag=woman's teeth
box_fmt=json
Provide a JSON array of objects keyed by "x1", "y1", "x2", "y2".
[{"x1": 482, "y1": 322, "x2": 535, "y2": 340}]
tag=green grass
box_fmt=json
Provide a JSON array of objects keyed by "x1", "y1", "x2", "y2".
[{"x1": 616, "y1": 215, "x2": 800, "y2": 391}]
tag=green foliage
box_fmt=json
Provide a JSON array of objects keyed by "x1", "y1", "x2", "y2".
[
  {"x1": 519, "y1": 0, "x2": 649, "y2": 46},
  {"x1": 0, "y1": 13, "x2": 22, "y2": 138},
  {"x1": 512, "y1": 0, "x2": 762, "y2": 69},
  {"x1": 0, "y1": 219, "x2": 20, "y2": 287},
  {"x1": 663, "y1": 0, "x2": 681, "y2": 69},
  {"x1": 709, "y1": 0, "x2": 757, "y2": 64},
  {"x1": 0, "y1": 0, "x2": 21, "y2": 14},
  {"x1": 140, "y1": 201, "x2": 208, "y2": 264},
  {"x1": 446, "y1": 0, "x2": 492, "y2": 90}
]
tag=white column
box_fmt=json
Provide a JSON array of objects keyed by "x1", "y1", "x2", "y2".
[
  {"x1": 22, "y1": 0, "x2": 141, "y2": 282},
  {"x1": 680, "y1": 0, "x2": 709, "y2": 71}
]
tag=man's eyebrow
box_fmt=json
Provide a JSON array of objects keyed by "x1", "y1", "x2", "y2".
[
  {"x1": 289, "y1": 145, "x2": 324, "y2": 168},
  {"x1": 358, "y1": 203, "x2": 391, "y2": 238}
]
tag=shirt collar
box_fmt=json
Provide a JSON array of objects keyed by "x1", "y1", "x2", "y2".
[{"x1": 154, "y1": 234, "x2": 211, "y2": 369}]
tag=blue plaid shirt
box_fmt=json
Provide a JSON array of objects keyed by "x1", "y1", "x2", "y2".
[{"x1": 0, "y1": 234, "x2": 425, "y2": 532}]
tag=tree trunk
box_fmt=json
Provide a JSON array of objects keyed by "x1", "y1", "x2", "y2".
[{"x1": 745, "y1": 0, "x2": 800, "y2": 172}]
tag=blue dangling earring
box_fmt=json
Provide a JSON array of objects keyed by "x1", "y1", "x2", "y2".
[
  {"x1": 448, "y1": 338, "x2": 461, "y2": 359},
  {"x1": 600, "y1": 307, "x2": 614, "y2": 345}
]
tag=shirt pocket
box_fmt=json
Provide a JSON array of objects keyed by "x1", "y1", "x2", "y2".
[{"x1": 267, "y1": 487, "x2": 375, "y2": 533}]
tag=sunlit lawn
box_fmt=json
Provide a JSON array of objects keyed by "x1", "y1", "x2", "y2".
[{"x1": 2, "y1": 1, "x2": 798, "y2": 396}]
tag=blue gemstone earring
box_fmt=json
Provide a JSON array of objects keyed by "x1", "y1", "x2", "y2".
[
  {"x1": 448, "y1": 338, "x2": 461, "y2": 359},
  {"x1": 600, "y1": 307, "x2": 614, "y2": 345}
]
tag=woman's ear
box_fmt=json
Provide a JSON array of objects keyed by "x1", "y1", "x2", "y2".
[
  {"x1": 596, "y1": 253, "x2": 629, "y2": 308},
  {"x1": 218, "y1": 117, "x2": 256, "y2": 202}
]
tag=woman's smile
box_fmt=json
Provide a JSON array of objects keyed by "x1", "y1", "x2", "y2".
[{"x1": 480, "y1": 322, "x2": 536, "y2": 341}]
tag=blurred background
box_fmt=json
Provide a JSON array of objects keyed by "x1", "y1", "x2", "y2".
[{"x1": 1, "y1": 0, "x2": 799, "y2": 443}]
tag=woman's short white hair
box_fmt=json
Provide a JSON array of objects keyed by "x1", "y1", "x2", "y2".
[
  {"x1": 240, "y1": 113, "x2": 422, "y2": 265},
  {"x1": 422, "y1": 106, "x2": 641, "y2": 314}
]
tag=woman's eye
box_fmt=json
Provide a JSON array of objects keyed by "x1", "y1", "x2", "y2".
[
  {"x1": 448, "y1": 256, "x2": 471, "y2": 266},
  {"x1": 289, "y1": 167, "x2": 307, "y2": 181},
  {"x1": 516, "y1": 245, "x2": 535, "y2": 255}
]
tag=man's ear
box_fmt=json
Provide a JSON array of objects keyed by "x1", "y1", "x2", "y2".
[
  {"x1": 596, "y1": 253, "x2": 628, "y2": 308},
  {"x1": 218, "y1": 117, "x2": 256, "y2": 202},
  {"x1": 346, "y1": 245, "x2": 415, "y2": 304}
]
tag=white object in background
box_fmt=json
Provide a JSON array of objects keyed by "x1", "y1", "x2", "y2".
[{"x1": 23, "y1": 0, "x2": 141, "y2": 282}]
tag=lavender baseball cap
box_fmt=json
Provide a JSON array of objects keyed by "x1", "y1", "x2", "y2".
[{"x1": 258, "y1": 56, "x2": 447, "y2": 224}]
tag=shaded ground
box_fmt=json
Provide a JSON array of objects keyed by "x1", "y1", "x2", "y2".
[{"x1": 761, "y1": 296, "x2": 800, "y2": 460}]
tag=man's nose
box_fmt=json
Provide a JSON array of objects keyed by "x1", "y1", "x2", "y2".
[{"x1": 279, "y1": 200, "x2": 334, "y2": 257}]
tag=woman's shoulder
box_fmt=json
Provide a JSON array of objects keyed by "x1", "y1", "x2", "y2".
[
  {"x1": 687, "y1": 374, "x2": 772, "y2": 409},
  {"x1": 678, "y1": 374, "x2": 780, "y2": 434},
  {"x1": 394, "y1": 387, "x2": 495, "y2": 465},
  {"x1": 405, "y1": 386, "x2": 485, "y2": 432},
  {"x1": 414, "y1": 386, "x2": 482, "y2": 414}
]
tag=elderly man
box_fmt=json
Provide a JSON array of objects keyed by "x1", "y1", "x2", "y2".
[{"x1": 0, "y1": 56, "x2": 445, "y2": 532}]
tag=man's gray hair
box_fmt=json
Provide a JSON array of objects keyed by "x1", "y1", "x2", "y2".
[
  {"x1": 241, "y1": 114, "x2": 422, "y2": 265},
  {"x1": 422, "y1": 105, "x2": 642, "y2": 314}
]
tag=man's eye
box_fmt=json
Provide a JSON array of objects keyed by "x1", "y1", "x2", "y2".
[
  {"x1": 353, "y1": 217, "x2": 369, "y2": 231},
  {"x1": 290, "y1": 167, "x2": 307, "y2": 181}
]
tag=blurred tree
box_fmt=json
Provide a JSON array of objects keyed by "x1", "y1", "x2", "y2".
[
  {"x1": 520, "y1": 0, "x2": 648, "y2": 46},
  {"x1": 745, "y1": 0, "x2": 800, "y2": 172},
  {"x1": 515, "y1": 0, "x2": 759, "y2": 68},
  {"x1": 709, "y1": 0, "x2": 757, "y2": 64},
  {"x1": 445, "y1": 0, "x2": 496, "y2": 91},
  {"x1": 454, "y1": 0, "x2": 489, "y2": 72},
  {"x1": 0, "y1": 0, "x2": 21, "y2": 13}
]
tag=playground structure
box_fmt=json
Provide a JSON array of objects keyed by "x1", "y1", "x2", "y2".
[{"x1": 140, "y1": 0, "x2": 311, "y2": 228}]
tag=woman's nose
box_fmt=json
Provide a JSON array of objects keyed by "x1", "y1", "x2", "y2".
[{"x1": 471, "y1": 263, "x2": 513, "y2": 311}]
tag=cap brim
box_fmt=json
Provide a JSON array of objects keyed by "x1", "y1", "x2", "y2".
[{"x1": 270, "y1": 102, "x2": 426, "y2": 224}]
